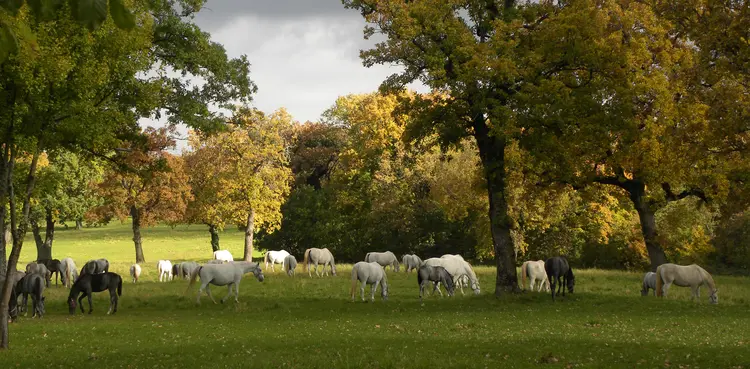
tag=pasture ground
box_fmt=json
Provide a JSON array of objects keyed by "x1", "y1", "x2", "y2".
[{"x1": 2, "y1": 222, "x2": 749, "y2": 368}]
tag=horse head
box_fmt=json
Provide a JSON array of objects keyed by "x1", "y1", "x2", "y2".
[
  {"x1": 68, "y1": 297, "x2": 77, "y2": 315},
  {"x1": 331, "y1": 264, "x2": 337, "y2": 276},
  {"x1": 566, "y1": 275, "x2": 576, "y2": 293},
  {"x1": 470, "y1": 279, "x2": 481, "y2": 295},
  {"x1": 709, "y1": 289, "x2": 718, "y2": 304},
  {"x1": 253, "y1": 267, "x2": 265, "y2": 282}
]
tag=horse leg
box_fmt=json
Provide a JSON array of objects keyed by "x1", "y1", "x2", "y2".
[
  {"x1": 663, "y1": 282, "x2": 671, "y2": 297},
  {"x1": 420, "y1": 281, "x2": 426, "y2": 302},
  {"x1": 234, "y1": 282, "x2": 240, "y2": 303},
  {"x1": 360, "y1": 281, "x2": 366, "y2": 302},
  {"x1": 87, "y1": 293, "x2": 94, "y2": 314},
  {"x1": 692, "y1": 286, "x2": 700, "y2": 302},
  {"x1": 22, "y1": 293, "x2": 28, "y2": 316},
  {"x1": 456, "y1": 277, "x2": 465, "y2": 296},
  {"x1": 205, "y1": 285, "x2": 218, "y2": 304},
  {"x1": 221, "y1": 284, "x2": 232, "y2": 304},
  {"x1": 371, "y1": 281, "x2": 380, "y2": 302}
]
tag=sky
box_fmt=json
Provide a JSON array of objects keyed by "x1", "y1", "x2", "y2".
[{"x1": 140, "y1": 0, "x2": 428, "y2": 152}]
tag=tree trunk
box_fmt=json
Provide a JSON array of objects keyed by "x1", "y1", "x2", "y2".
[
  {"x1": 35, "y1": 208, "x2": 54, "y2": 261},
  {"x1": 208, "y1": 224, "x2": 220, "y2": 252},
  {"x1": 30, "y1": 220, "x2": 46, "y2": 259},
  {"x1": 75, "y1": 219, "x2": 82, "y2": 230},
  {"x1": 131, "y1": 206, "x2": 145, "y2": 263},
  {"x1": 473, "y1": 119, "x2": 520, "y2": 295},
  {"x1": 627, "y1": 181, "x2": 668, "y2": 271},
  {"x1": 0, "y1": 222, "x2": 7, "y2": 280},
  {"x1": 243, "y1": 209, "x2": 255, "y2": 261}
]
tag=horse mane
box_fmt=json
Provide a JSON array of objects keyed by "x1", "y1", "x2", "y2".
[{"x1": 697, "y1": 265, "x2": 717, "y2": 291}]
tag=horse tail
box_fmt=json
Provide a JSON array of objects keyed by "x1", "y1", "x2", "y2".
[
  {"x1": 655, "y1": 265, "x2": 663, "y2": 297},
  {"x1": 303, "y1": 249, "x2": 311, "y2": 271},
  {"x1": 264, "y1": 252, "x2": 270, "y2": 267},
  {"x1": 520, "y1": 261, "x2": 527, "y2": 289},
  {"x1": 117, "y1": 276, "x2": 123, "y2": 296},
  {"x1": 186, "y1": 266, "x2": 202, "y2": 294},
  {"x1": 350, "y1": 268, "x2": 358, "y2": 299}
]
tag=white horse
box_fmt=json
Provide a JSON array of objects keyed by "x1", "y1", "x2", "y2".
[
  {"x1": 59, "y1": 257, "x2": 78, "y2": 288},
  {"x1": 213, "y1": 250, "x2": 234, "y2": 263},
  {"x1": 520, "y1": 260, "x2": 550, "y2": 292},
  {"x1": 157, "y1": 260, "x2": 173, "y2": 282},
  {"x1": 350, "y1": 261, "x2": 388, "y2": 302},
  {"x1": 424, "y1": 255, "x2": 480, "y2": 295},
  {"x1": 186, "y1": 261, "x2": 265, "y2": 304},
  {"x1": 303, "y1": 248, "x2": 337, "y2": 277},
  {"x1": 264, "y1": 250, "x2": 290, "y2": 272},
  {"x1": 641, "y1": 271, "x2": 656, "y2": 296},
  {"x1": 656, "y1": 263, "x2": 718, "y2": 304},
  {"x1": 129, "y1": 264, "x2": 141, "y2": 283}
]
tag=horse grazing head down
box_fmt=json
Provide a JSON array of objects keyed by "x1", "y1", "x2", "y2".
[
  {"x1": 709, "y1": 289, "x2": 718, "y2": 304},
  {"x1": 566, "y1": 273, "x2": 575, "y2": 293},
  {"x1": 68, "y1": 297, "x2": 77, "y2": 315},
  {"x1": 252, "y1": 266, "x2": 265, "y2": 282},
  {"x1": 35, "y1": 297, "x2": 46, "y2": 317}
]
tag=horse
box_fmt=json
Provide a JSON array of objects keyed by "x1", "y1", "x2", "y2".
[
  {"x1": 172, "y1": 264, "x2": 180, "y2": 279},
  {"x1": 417, "y1": 264, "x2": 454, "y2": 302},
  {"x1": 178, "y1": 261, "x2": 201, "y2": 279},
  {"x1": 59, "y1": 257, "x2": 78, "y2": 288},
  {"x1": 283, "y1": 255, "x2": 297, "y2": 276},
  {"x1": 264, "y1": 250, "x2": 290, "y2": 272},
  {"x1": 641, "y1": 272, "x2": 656, "y2": 296},
  {"x1": 364, "y1": 251, "x2": 400, "y2": 272},
  {"x1": 15, "y1": 273, "x2": 46, "y2": 318},
  {"x1": 350, "y1": 261, "x2": 388, "y2": 302},
  {"x1": 157, "y1": 260, "x2": 173, "y2": 282},
  {"x1": 655, "y1": 263, "x2": 718, "y2": 304},
  {"x1": 521, "y1": 260, "x2": 550, "y2": 292},
  {"x1": 303, "y1": 248, "x2": 337, "y2": 277},
  {"x1": 457, "y1": 274, "x2": 469, "y2": 289},
  {"x1": 186, "y1": 261, "x2": 264, "y2": 304},
  {"x1": 423, "y1": 256, "x2": 480, "y2": 295},
  {"x1": 25, "y1": 262, "x2": 51, "y2": 288},
  {"x1": 402, "y1": 254, "x2": 422, "y2": 273},
  {"x1": 206, "y1": 259, "x2": 227, "y2": 265},
  {"x1": 80, "y1": 258, "x2": 109, "y2": 277},
  {"x1": 130, "y1": 264, "x2": 142, "y2": 283},
  {"x1": 213, "y1": 250, "x2": 234, "y2": 262},
  {"x1": 545, "y1": 256, "x2": 575, "y2": 301},
  {"x1": 39, "y1": 259, "x2": 61, "y2": 286},
  {"x1": 68, "y1": 272, "x2": 122, "y2": 315}
]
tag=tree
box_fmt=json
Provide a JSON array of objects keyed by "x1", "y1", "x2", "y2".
[
  {"x1": 187, "y1": 108, "x2": 292, "y2": 260},
  {"x1": 92, "y1": 127, "x2": 192, "y2": 263}
]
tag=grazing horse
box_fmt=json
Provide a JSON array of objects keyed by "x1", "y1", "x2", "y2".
[
  {"x1": 68, "y1": 272, "x2": 122, "y2": 315},
  {"x1": 424, "y1": 256, "x2": 480, "y2": 295},
  {"x1": 206, "y1": 259, "x2": 227, "y2": 265},
  {"x1": 172, "y1": 264, "x2": 180, "y2": 279},
  {"x1": 303, "y1": 248, "x2": 337, "y2": 277},
  {"x1": 80, "y1": 259, "x2": 109, "y2": 277},
  {"x1": 186, "y1": 261, "x2": 264, "y2": 304},
  {"x1": 521, "y1": 260, "x2": 551, "y2": 292},
  {"x1": 25, "y1": 262, "x2": 51, "y2": 288},
  {"x1": 545, "y1": 256, "x2": 575, "y2": 301},
  {"x1": 178, "y1": 261, "x2": 201, "y2": 279},
  {"x1": 15, "y1": 273, "x2": 46, "y2": 318},
  {"x1": 283, "y1": 255, "x2": 297, "y2": 276},
  {"x1": 364, "y1": 251, "x2": 400, "y2": 272},
  {"x1": 157, "y1": 260, "x2": 173, "y2": 282},
  {"x1": 350, "y1": 261, "x2": 388, "y2": 302},
  {"x1": 641, "y1": 272, "x2": 656, "y2": 296},
  {"x1": 213, "y1": 250, "x2": 234, "y2": 262},
  {"x1": 402, "y1": 254, "x2": 422, "y2": 273},
  {"x1": 130, "y1": 264, "x2": 142, "y2": 283},
  {"x1": 655, "y1": 263, "x2": 718, "y2": 304},
  {"x1": 59, "y1": 257, "x2": 78, "y2": 288},
  {"x1": 264, "y1": 250, "x2": 290, "y2": 272},
  {"x1": 417, "y1": 264, "x2": 454, "y2": 302},
  {"x1": 39, "y1": 259, "x2": 61, "y2": 286}
]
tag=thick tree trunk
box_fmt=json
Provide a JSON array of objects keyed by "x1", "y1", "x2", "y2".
[
  {"x1": 208, "y1": 224, "x2": 220, "y2": 252},
  {"x1": 131, "y1": 206, "x2": 145, "y2": 264},
  {"x1": 627, "y1": 181, "x2": 668, "y2": 271},
  {"x1": 0, "y1": 223, "x2": 7, "y2": 280},
  {"x1": 35, "y1": 208, "x2": 54, "y2": 261},
  {"x1": 473, "y1": 119, "x2": 519, "y2": 296},
  {"x1": 243, "y1": 209, "x2": 255, "y2": 261},
  {"x1": 75, "y1": 219, "x2": 82, "y2": 230}
]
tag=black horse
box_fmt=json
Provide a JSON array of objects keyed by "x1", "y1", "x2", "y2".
[
  {"x1": 68, "y1": 272, "x2": 122, "y2": 315},
  {"x1": 16, "y1": 273, "x2": 46, "y2": 318},
  {"x1": 39, "y1": 259, "x2": 61, "y2": 286},
  {"x1": 545, "y1": 256, "x2": 575, "y2": 301},
  {"x1": 417, "y1": 264, "x2": 455, "y2": 302}
]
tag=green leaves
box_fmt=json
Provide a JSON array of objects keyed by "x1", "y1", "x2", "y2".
[
  {"x1": 0, "y1": 0, "x2": 24, "y2": 15},
  {"x1": 109, "y1": 0, "x2": 134, "y2": 29},
  {"x1": 69, "y1": 0, "x2": 108, "y2": 31},
  {"x1": 0, "y1": 20, "x2": 18, "y2": 63},
  {"x1": 27, "y1": 0, "x2": 64, "y2": 21}
]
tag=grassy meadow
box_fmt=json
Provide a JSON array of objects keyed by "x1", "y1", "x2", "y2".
[{"x1": 1, "y1": 222, "x2": 749, "y2": 368}]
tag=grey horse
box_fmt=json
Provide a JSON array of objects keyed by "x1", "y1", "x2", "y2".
[
  {"x1": 80, "y1": 258, "x2": 109, "y2": 276},
  {"x1": 364, "y1": 251, "x2": 400, "y2": 272},
  {"x1": 186, "y1": 261, "x2": 265, "y2": 304},
  {"x1": 417, "y1": 264, "x2": 455, "y2": 302},
  {"x1": 178, "y1": 261, "x2": 201, "y2": 279},
  {"x1": 206, "y1": 259, "x2": 227, "y2": 265},
  {"x1": 402, "y1": 254, "x2": 422, "y2": 273},
  {"x1": 350, "y1": 261, "x2": 388, "y2": 302},
  {"x1": 303, "y1": 248, "x2": 337, "y2": 277},
  {"x1": 641, "y1": 271, "x2": 656, "y2": 296},
  {"x1": 59, "y1": 257, "x2": 79, "y2": 288},
  {"x1": 16, "y1": 273, "x2": 46, "y2": 318},
  {"x1": 25, "y1": 262, "x2": 51, "y2": 287},
  {"x1": 283, "y1": 255, "x2": 297, "y2": 277}
]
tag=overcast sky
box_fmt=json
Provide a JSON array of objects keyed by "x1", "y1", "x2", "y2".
[{"x1": 140, "y1": 0, "x2": 427, "y2": 151}]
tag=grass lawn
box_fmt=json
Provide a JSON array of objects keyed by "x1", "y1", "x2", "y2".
[{"x1": 2, "y1": 222, "x2": 748, "y2": 368}]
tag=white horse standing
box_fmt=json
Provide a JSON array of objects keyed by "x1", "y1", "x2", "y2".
[
  {"x1": 303, "y1": 248, "x2": 337, "y2": 277},
  {"x1": 186, "y1": 261, "x2": 265, "y2": 304},
  {"x1": 213, "y1": 250, "x2": 234, "y2": 263},
  {"x1": 520, "y1": 260, "x2": 550, "y2": 292},
  {"x1": 350, "y1": 261, "x2": 388, "y2": 302},
  {"x1": 264, "y1": 250, "x2": 290, "y2": 272},
  {"x1": 424, "y1": 255, "x2": 480, "y2": 295},
  {"x1": 59, "y1": 257, "x2": 78, "y2": 288},
  {"x1": 129, "y1": 264, "x2": 142, "y2": 283},
  {"x1": 656, "y1": 263, "x2": 718, "y2": 304},
  {"x1": 157, "y1": 260, "x2": 173, "y2": 282}
]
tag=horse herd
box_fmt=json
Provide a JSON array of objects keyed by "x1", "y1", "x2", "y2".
[{"x1": 3, "y1": 249, "x2": 719, "y2": 322}]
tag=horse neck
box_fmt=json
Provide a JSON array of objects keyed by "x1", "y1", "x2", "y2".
[
  {"x1": 700, "y1": 268, "x2": 717, "y2": 292},
  {"x1": 240, "y1": 262, "x2": 257, "y2": 273}
]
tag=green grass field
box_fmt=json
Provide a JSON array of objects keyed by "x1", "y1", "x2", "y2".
[{"x1": 2, "y1": 222, "x2": 749, "y2": 368}]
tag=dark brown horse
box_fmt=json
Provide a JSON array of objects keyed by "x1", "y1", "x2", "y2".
[{"x1": 68, "y1": 272, "x2": 122, "y2": 315}]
